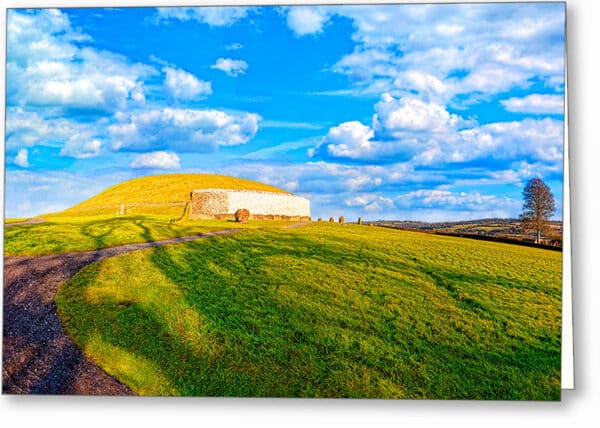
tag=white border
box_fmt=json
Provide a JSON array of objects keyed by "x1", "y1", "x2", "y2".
[{"x1": 2, "y1": 1, "x2": 597, "y2": 427}]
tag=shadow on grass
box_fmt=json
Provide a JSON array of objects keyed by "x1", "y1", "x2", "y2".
[
  {"x1": 4, "y1": 215, "x2": 191, "y2": 256},
  {"x1": 57, "y1": 229, "x2": 561, "y2": 399}
]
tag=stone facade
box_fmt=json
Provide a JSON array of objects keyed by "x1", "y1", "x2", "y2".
[{"x1": 189, "y1": 189, "x2": 310, "y2": 221}]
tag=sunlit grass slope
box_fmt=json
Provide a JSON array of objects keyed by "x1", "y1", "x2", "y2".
[
  {"x1": 56, "y1": 223, "x2": 562, "y2": 400},
  {"x1": 3, "y1": 215, "x2": 291, "y2": 256},
  {"x1": 3, "y1": 218, "x2": 30, "y2": 224},
  {"x1": 64, "y1": 173, "x2": 289, "y2": 215}
]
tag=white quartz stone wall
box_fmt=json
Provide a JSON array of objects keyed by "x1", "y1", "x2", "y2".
[{"x1": 190, "y1": 189, "x2": 310, "y2": 218}]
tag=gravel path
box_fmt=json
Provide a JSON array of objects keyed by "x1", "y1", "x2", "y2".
[{"x1": 2, "y1": 229, "x2": 241, "y2": 395}]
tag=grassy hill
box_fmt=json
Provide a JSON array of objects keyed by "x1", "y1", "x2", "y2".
[
  {"x1": 56, "y1": 222, "x2": 562, "y2": 399},
  {"x1": 4, "y1": 215, "x2": 293, "y2": 256},
  {"x1": 62, "y1": 173, "x2": 290, "y2": 216}
]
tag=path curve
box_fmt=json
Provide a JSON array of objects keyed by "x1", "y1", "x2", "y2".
[{"x1": 2, "y1": 229, "x2": 241, "y2": 395}]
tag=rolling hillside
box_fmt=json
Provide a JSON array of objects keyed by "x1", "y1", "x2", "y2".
[
  {"x1": 61, "y1": 174, "x2": 290, "y2": 216},
  {"x1": 56, "y1": 222, "x2": 562, "y2": 399}
]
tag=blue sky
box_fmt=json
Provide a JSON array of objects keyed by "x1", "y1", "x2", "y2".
[{"x1": 4, "y1": 3, "x2": 565, "y2": 221}]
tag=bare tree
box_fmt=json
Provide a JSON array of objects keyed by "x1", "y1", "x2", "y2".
[{"x1": 520, "y1": 178, "x2": 556, "y2": 244}]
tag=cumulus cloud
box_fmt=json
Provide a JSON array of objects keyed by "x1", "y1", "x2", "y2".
[
  {"x1": 323, "y1": 3, "x2": 564, "y2": 102},
  {"x1": 14, "y1": 149, "x2": 30, "y2": 167},
  {"x1": 488, "y1": 161, "x2": 563, "y2": 186},
  {"x1": 5, "y1": 107, "x2": 105, "y2": 160},
  {"x1": 130, "y1": 151, "x2": 181, "y2": 169},
  {"x1": 311, "y1": 90, "x2": 563, "y2": 168},
  {"x1": 5, "y1": 107, "x2": 105, "y2": 154},
  {"x1": 109, "y1": 108, "x2": 261, "y2": 152},
  {"x1": 500, "y1": 93, "x2": 564, "y2": 114},
  {"x1": 7, "y1": 9, "x2": 85, "y2": 66},
  {"x1": 59, "y1": 136, "x2": 103, "y2": 159},
  {"x1": 7, "y1": 9, "x2": 155, "y2": 113},
  {"x1": 393, "y1": 71, "x2": 452, "y2": 100},
  {"x1": 154, "y1": 7, "x2": 249, "y2": 26},
  {"x1": 374, "y1": 93, "x2": 466, "y2": 135},
  {"x1": 345, "y1": 194, "x2": 395, "y2": 212},
  {"x1": 322, "y1": 121, "x2": 375, "y2": 159},
  {"x1": 455, "y1": 118, "x2": 564, "y2": 163},
  {"x1": 163, "y1": 66, "x2": 212, "y2": 100},
  {"x1": 312, "y1": 93, "x2": 469, "y2": 162},
  {"x1": 211, "y1": 58, "x2": 248, "y2": 77},
  {"x1": 285, "y1": 6, "x2": 331, "y2": 36}
]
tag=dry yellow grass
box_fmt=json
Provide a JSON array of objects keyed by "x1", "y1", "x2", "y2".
[{"x1": 64, "y1": 174, "x2": 289, "y2": 214}]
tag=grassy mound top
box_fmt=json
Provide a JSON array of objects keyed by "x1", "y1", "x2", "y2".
[{"x1": 65, "y1": 174, "x2": 290, "y2": 213}]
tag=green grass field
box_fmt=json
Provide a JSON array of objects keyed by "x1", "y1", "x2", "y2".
[
  {"x1": 55, "y1": 222, "x2": 562, "y2": 399},
  {"x1": 3, "y1": 215, "x2": 292, "y2": 256}
]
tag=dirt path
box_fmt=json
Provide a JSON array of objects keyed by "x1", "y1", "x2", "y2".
[
  {"x1": 2, "y1": 229, "x2": 240, "y2": 395},
  {"x1": 4, "y1": 218, "x2": 46, "y2": 228}
]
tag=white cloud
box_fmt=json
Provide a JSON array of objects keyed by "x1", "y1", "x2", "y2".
[
  {"x1": 435, "y1": 24, "x2": 464, "y2": 36},
  {"x1": 225, "y1": 42, "x2": 243, "y2": 50},
  {"x1": 7, "y1": 10, "x2": 155, "y2": 113},
  {"x1": 393, "y1": 71, "x2": 452, "y2": 100},
  {"x1": 455, "y1": 118, "x2": 564, "y2": 163},
  {"x1": 5, "y1": 108, "x2": 105, "y2": 160},
  {"x1": 154, "y1": 7, "x2": 249, "y2": 26},
  {"x1": 345, "y1": 194, "x2": 395, "y2": 212},
  {"x1": 324, "y1": 121, "x2": 374, "y2": 159},
  {"x1": 332, "y1": 47, "x2": 398, "y2": 89},
  {"x1": 130, "y1": 151, "x2": 181, "y2": 169},
  {"x1": 312, "y1": 93, "x2": 469, "y2": 161},
  {"x1": 109, "y1": 108, "x2": 261, "y2": 152},
  {"x1": 395, "y1": 189, "x2": 521, "y2": 213},
  {"x1": 14, "y1": 149, "x2": 30, "y2": 167},
  {"x1": 7, "y1": 9, "x2": 84, "y2": 66},
  {"x1": 5, "y1": 107, "x2": 105, "y2": 153},
  {"x1": 163, "y1": 66, "x2": 212, "y2": 100},
  {"x1": 220, "y1": 161, "x2": 412, "y2": 199},
  {"x1": 260, "y1": 120, "x2": 323, "y2": 130},
  {"x1": 374, "y1": 93, "x2": 465, "y2": 135},
  {"x1": 59, "y1": 136, "x2": 103, "y2": 159},
  {"x1": 286, "y1": 7, "x2": 331, "y2": 36},
  {"x1": 488, "y1": 161, "x2": 562, "y2": 186},
  {"x1": 500, "y1": 93, "x2": 564, "y2": 114},
  {"x1": 311, "y1": 91, "x2": 563, "y2": 167},
  {"x1": 322, "y1": 3, "x2": 564, "y2": 103},
  {"x1": 211, "y1": 58, "x2": 248, "y2": 77}
]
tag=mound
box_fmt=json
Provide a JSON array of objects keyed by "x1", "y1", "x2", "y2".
[{"x1": 64, "y1": 174, "x2": 290, "y2": 217}]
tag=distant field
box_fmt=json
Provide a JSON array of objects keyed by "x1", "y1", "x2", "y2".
[
  {"x1": 3, "y1": 215, "x2": 291, "y2": 256},
  {"x1": 375, "y1": 218, "x2": 563, "y2": 247},
  {"x1": 56, "y1": 222, "x2": 562, "y2": 399}
]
